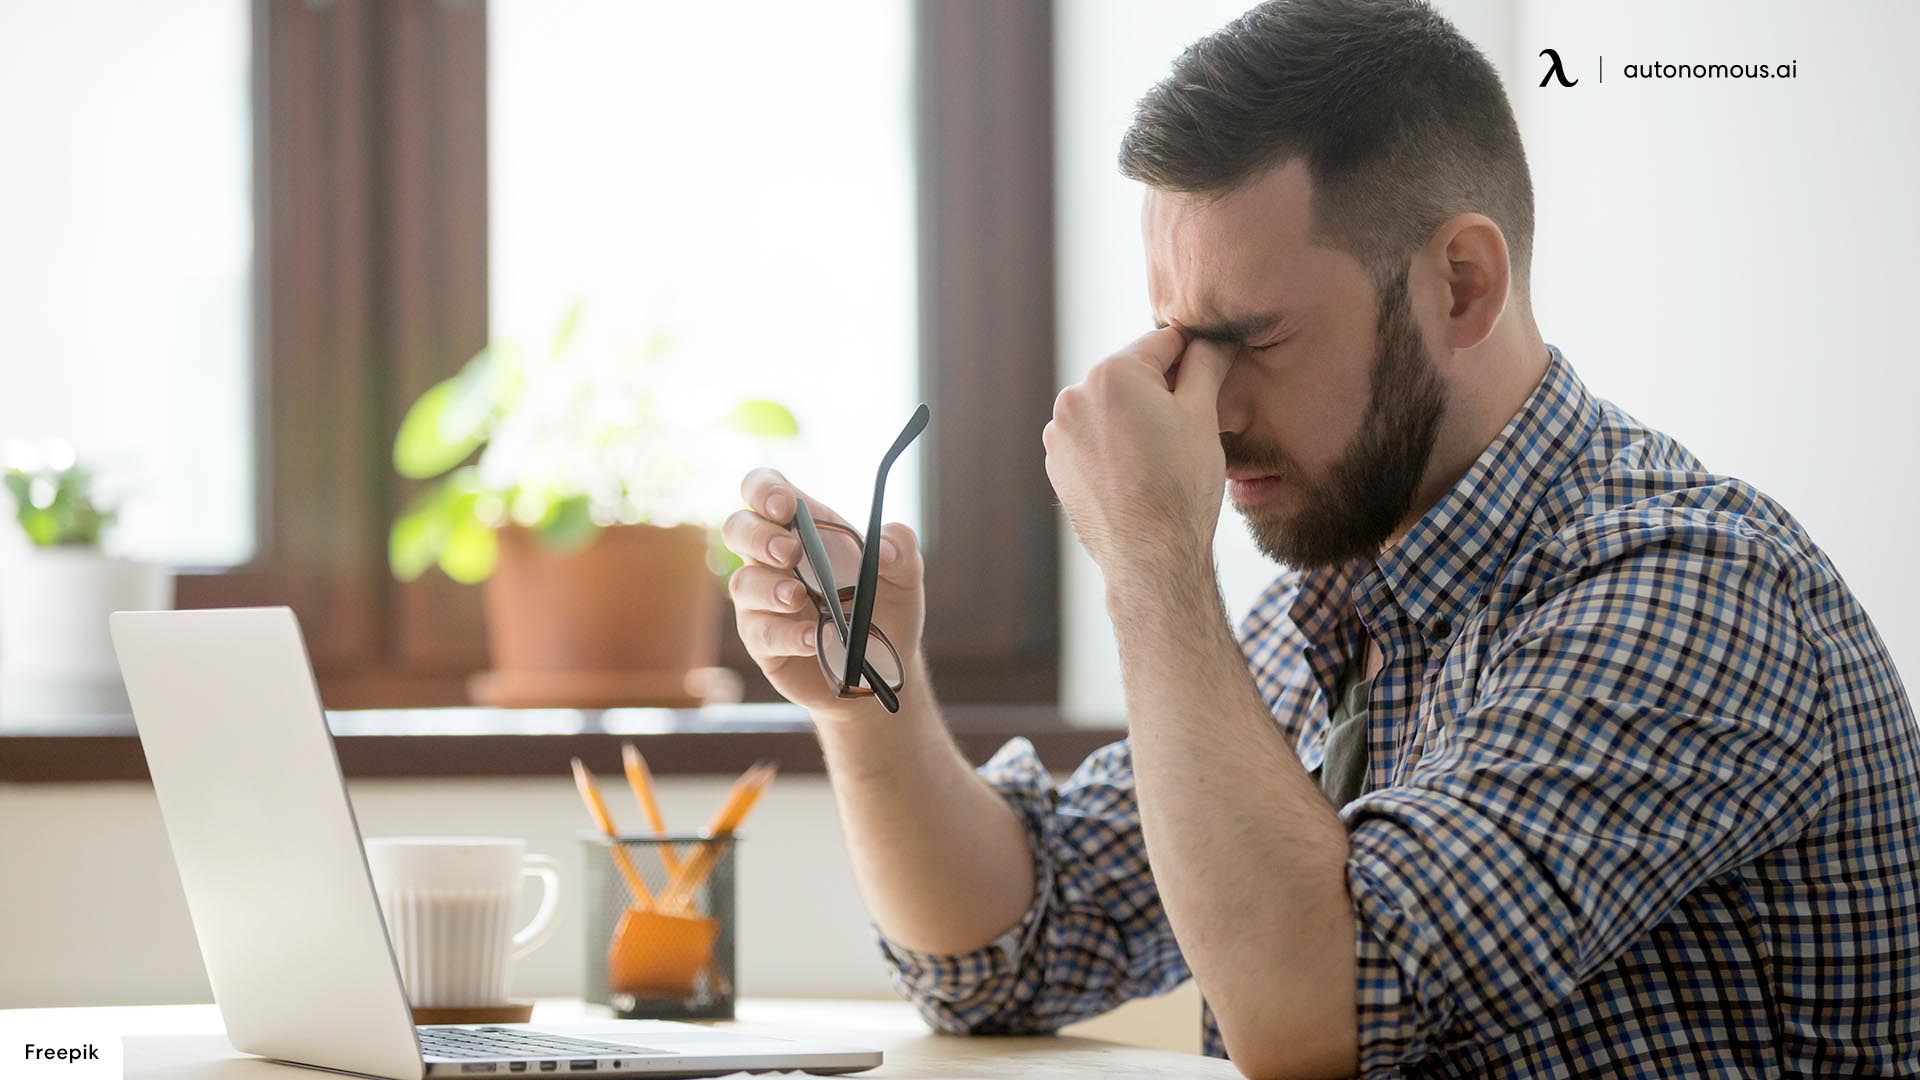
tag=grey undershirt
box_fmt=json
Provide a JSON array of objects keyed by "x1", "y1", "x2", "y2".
[{"x1": 1310, "y1": 663, "x2": 1373, "y2": 808}]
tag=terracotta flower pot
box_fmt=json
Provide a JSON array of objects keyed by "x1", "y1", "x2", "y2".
[{"x1": 467, "y1": 523, "x2": 731, "y2": 708}]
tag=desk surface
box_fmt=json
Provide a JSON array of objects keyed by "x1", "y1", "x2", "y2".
[{"x1": 0, "y1": 998, "x2": 1238, "y2": 1079}]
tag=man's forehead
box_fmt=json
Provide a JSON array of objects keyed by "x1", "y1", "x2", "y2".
[
  {"x1": 1141, "y1": 161, "x2": 1322, "y2": 327},
  {"x1": 1144, "y1": 157, "x2": 1316, "y2": 234}
]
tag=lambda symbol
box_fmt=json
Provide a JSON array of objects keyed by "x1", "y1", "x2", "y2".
[{"x1": 1539, "y1": 48, "x2": 1578, "y2": 87}]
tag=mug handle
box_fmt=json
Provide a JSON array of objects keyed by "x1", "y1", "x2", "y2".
[{"x1": 512, "y1": 853, "x2": 562, "y2": 959}]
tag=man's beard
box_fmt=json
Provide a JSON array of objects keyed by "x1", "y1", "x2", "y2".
[{"x1": 1221, "y1": 266, "x2": 1446, "y2": 570}]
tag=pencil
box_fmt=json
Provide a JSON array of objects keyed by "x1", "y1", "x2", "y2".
[
  {"x1": 622, "y1": 742, "x2": 682, "y2": 877},
  {"x1": 571, "y1": 756, "x2": 654, "y2": 908},
  {"x1": 659, "y1": 761, "x2": 777, "y2": 912}
]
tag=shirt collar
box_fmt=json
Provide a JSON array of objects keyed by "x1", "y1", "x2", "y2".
[{"x1": 1289, "y1": 344, "x2": 1600, "y2": 662}]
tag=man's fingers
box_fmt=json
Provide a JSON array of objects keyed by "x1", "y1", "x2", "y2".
[
  {"x1": 1126, "y1": 323, "x2": 1192, "y2": 376},
  {"x1": 875, "y1": 522, "x2": 923, "y2": 587},
  {"x1": 1174, "y1": 337, "x2": 1234, "y2": 406},
  {"x1": 739, "y1": 609, "x2": 819, "y2": 658},
  {"x1": 739, "y1": 468, "x2": 851, "y2": 529},
  {"x1": 722, "y1": 508, "x2": 802, "y2": 568},
  {"x1": 728, "y1": 563, "x2": 811, "y2": 614},
  {"x1": 739, "y1": 467, "x2": 796, "y2": 524}
]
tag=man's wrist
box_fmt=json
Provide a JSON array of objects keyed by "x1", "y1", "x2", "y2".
[
  {"x1": 1102, "y1": 545, "x2": 1221, "y2": 628},
  {"x1": 810, "y1": 653, "x2": 942, "y2": 768}
]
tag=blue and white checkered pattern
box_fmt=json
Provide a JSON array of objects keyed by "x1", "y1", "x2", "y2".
[
  {"x1": 879, "y1": 349, "x2": 1920, "y2": 1068},
  {"x1": 877, "y1": 346, "x2": 1920, "y2": 1077}
]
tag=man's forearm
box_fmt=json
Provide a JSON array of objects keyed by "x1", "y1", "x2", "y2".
[
  {"x1": 1111, "y1": 557, "x2": 1359, "y2": 1079},
  {"x1": 816, "y1": 655, "x2": 1037, "y2": 955}
]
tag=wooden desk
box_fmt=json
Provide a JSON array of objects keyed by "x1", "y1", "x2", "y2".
[{"x1": 0, "y1": 998, "x2": 1239, "y2": 1079}]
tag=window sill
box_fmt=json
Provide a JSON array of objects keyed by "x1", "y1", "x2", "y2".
[{"x1": 0, "y1": 703, "x2": 1123, "y2": 782}]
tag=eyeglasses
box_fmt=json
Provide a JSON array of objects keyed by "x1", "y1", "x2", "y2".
[{"x1": 786, "y1": 404, "x2": 929, "y2": 714}]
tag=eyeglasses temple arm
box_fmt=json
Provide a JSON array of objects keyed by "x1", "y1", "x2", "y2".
[
  {"x1": 843, "y1": 403, "x2": 929, "y2": 700},
  {"x1": 791, "y1": 499, "x2": 851, "y2": 641}
]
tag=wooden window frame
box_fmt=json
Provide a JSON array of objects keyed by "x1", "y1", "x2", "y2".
[{"x1": 180, "y1": 0, "x2": 1059, "y2": 709}]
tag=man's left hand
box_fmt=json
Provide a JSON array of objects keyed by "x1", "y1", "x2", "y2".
[{"x1": 1042, "y1": 325, "x2": 1234, "y2": 580}]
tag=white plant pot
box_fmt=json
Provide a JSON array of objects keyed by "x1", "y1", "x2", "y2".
[{"x1": 0, "y1": 547, "x2": 173, "y2": 718}]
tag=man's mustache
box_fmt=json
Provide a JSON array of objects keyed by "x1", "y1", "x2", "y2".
[{"x1": 1220, "y1": 433, "x2": 1302, "y2": 483}]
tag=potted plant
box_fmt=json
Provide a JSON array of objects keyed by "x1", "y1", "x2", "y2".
[
  {"x1": 388, "y1": 305, "x2": 796, "y2": 708},
  {"x1": 0, "y1": 443, "x2": 173, "y2": 717}
]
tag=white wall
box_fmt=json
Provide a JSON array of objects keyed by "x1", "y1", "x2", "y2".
[
  {"x1": 0, "y1": 773, "x2": 1201, "y2": 1051},
  {"x1": 1513, "y1": 0, "x2": 1920, "y2": 678},
  {"x1": 0, "y1": 775, "x2": 885, "y2": 1008},
  {"x1": 1056, "y1": 0, "x2": 1917, "y2": 714},
  {"x1": 1055, "y1": 0, "x2": 1521, "y2": 716}
]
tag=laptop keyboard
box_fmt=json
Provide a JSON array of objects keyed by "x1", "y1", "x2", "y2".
[{"x1": 418, "y1": 1026, "x2": 667, "y2": 1061}]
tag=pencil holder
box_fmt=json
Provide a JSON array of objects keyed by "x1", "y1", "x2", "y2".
[{"x1": 580, "y1": 832, "x2": 737, "y2": 1021}]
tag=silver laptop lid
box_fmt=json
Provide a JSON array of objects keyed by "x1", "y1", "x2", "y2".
[{"x1": 111, "y1": 607, "x2": 425, "y2": 1080}]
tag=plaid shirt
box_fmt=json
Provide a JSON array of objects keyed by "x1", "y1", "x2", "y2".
[{"x1": 878, "y1": 346, "x2": 1920, "y2": 1077}]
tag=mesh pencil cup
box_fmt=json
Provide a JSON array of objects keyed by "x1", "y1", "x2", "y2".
[{"x1": 580, "y1": 831, "x2": 737, "y2": 1020}]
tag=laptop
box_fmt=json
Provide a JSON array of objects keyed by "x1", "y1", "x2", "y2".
[{"x1": 109, "y1": 606, "x2": 883, "y2": 1080}]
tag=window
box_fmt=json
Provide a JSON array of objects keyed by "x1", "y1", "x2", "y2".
[
  {"x1": 490, "y1": 0, "x2": 922, "y2": 527},
  {"x1": 0, "y1": 0, "x2": 254, "y2": 568}
]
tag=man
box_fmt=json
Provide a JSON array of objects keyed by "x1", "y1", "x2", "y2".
[{"x1": 722, "y1": 1, "x2": 1920, "y2": 1076}]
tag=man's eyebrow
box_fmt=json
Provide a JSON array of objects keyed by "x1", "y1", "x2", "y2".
[{"x1": 1152, "y1": 311, "x2": 1290, "y2": 345}]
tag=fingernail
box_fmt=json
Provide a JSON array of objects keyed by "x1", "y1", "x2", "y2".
[
  {"x1": 881, "y1": 537, "x2": 900, "y2": 564},
  {"x1": 767, "y1": 493, "x2": 791, "y2": 521},
  {"x1": 770, "y1": 537, "x2": 800, "y2": 565},
  {"x1": 777, "y1": 582, "x2": 802, "y2": 606},
  {"x1": 803, "y1": 625, "x2": 818, "y2": 648}
]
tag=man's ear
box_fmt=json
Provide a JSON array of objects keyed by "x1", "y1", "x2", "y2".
[{"x1": 1421, "y1": 212, "x2": 1510, "y2": 353}]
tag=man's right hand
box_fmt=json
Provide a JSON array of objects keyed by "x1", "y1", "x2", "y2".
[
  {"x1": 722, "y1": 467, "x2": 928, "y2": 721},
  {"x1": 725, "y1": 469, "x2": 1035, "y2": 961}
]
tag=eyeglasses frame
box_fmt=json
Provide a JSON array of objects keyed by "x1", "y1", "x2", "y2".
[{"x1": 784, "y1": 403, "x2": 929, "y2": 714}]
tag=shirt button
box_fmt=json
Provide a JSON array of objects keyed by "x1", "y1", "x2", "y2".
[{"x1": 1428, "y1": 617, "x2": 1452, "y2": 640}]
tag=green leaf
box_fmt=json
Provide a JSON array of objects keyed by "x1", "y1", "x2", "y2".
[
  {"x1": 7, "y1": 463, "x2": 112, "y2": 546},
  {"x1": 551, "y1": 299, "x2": 586, "y2": 356},
  {"x1": 394, "y1": 378, "x2": 488, "y2": 480},
  {"x1": 388, "y1": 468, "x2": 492, "y2": 581},
  {"x1": 19, "y1": 507, "x2": 58, "y2": 546},
  {"x1": 388, "y1": 495, "x2": 451, "y2": 581},
  {"x1": 438, "y1": 514, "x2": 499, "y2": 584},
  {"x1": 535, "y1": 495, "x2": 596, "y2": 551},
  {"x1": 63, "y1": 504, "x2": 105, "y2": 546},
  {"x1": 724, "y1": 399, "x2": 799, "y2": 438}
]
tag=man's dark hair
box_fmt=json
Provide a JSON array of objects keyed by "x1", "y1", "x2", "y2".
[{"x1": 1119, "y1": 0, "x2": 1534, "y2": 295}]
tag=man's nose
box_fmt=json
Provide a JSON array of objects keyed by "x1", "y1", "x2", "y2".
[{"x1": 1216, "y1": 356, "x2": 1254, "y2": 436}]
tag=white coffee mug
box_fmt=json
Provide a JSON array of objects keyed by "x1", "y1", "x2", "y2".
[{"x1": 363, "y1": 836, "x2": 561, "y2": 1008}]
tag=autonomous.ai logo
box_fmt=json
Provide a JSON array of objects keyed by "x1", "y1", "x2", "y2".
[
  {"x1": 1539, "y1": 48, "x2": 1577, "y2": 87},
  {"x1": 1534, "y1": 47, "x2": 1799, "y2": 86}
]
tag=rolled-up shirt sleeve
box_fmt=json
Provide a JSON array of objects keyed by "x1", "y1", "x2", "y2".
[
  {"x1": 876, "y1": 734, "x2": 1191, "y2": 1034},
  {"x1": 1341, "y1": 521, "x2": 1836, "y2": 1074}
]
